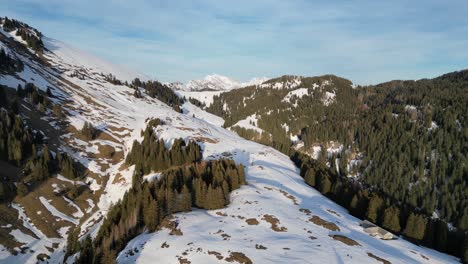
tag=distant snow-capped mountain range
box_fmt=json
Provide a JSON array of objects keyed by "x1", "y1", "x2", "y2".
[{"x1": 167, "y1": 74, "x2": 268, "y2": 91}]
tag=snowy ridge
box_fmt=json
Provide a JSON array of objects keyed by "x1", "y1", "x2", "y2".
[
  {"x1": 169, "y1": 74, "x2": 268, "y2": 91},
  {"x1": 43, "y1": 37, "x2": 148, "y2": 82}
]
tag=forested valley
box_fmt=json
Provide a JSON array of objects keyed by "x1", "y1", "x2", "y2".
[{"x1": 205, "y1": 71, "x2": 468, "y2": 261}]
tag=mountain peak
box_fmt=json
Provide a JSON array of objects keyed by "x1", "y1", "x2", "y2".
[{"x1": 168, "y1": 74, "x2": 268, "y2": 91}]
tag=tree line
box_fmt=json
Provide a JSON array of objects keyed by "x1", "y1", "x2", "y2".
[
  {"x1": 290, "y1": 150, "x2": 468, "y2": 262},
  {"x1": 125, "y1": 118, "x2": 202, "y2": 174},
  {"x1": 1, "y1": 17, "x2": 44, "y2": 52},
  {"x1": 205, "y1": 72, "x2": 467, "y2": 261},
  {"x1": 67, "y1": 156, "x2": 245, "y2": 263},
  {"x1": 0, "y1": 84, "x2": 84, "y2": 201}
]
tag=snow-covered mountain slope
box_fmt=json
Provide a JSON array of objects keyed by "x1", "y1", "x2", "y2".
[
  {"x1": 168, "y1": 74, "x2": 268, "y2": 91},
  {"x1": 0, "y1": 20, "x2": 461, "y2": 264},
  {"x1": 43, "y1": 37, "x2": 149, "y2": 83}
]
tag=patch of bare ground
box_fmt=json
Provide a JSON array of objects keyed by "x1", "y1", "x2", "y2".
[
  {"x1": 161, "y1": 242, "x2": 170, "y2": 248},
  {"x1": 208, "y1": 251, "x2": 224, "y2": 260},
  {"x1": 263, "y1": 186, "x2": 273, "y2": 191},
  {"x1": 96, "y1": 144, "x2": 122, "y2": 163},
  {"x1": 96, "y1": 130, "x2": 121, "y2": 144},
  {"x1": 330, "y1": 235, "x2": 360, "y2": 246},
  {"x1": 112, "y1": 173, "x2": 126, "y2": 184},
  {"x1": 160, "y1": 217, "x2": 183, "y2": 236},
  {"x1": 326, "y1": 209, "x2": 341, "y2": 217},
  {"x1": 278, "y1": 189, "x2": 298, "y2": 205},
  {"x1": 0, "y1": 204, "x2": 35, "y2": 251},
  {"x1": 420, "y1": 254, "x2": 429, "y2": 260},
  {"x1": 262, "y1": 214, "x2": 287, "y2": 232},
  {"x1": 367, "y1": 252, "x2": 391, "y2": 264},
  {"x1": 255, "y1": 244, "x2": 267, "y2": 250},
  {"x1": 15, "y1": 192, "x2": 69, "y2": 238},
  {"x1": 245, "y1": 218, "x2": 259, "y2": 225},
  {"x1": 221, "y1": 233, "x2": 231, "y2": 240},
  {"x1": 300, "y1": 208, "x2": 312, "y2": 215},
  {"x1": 193, "y1": 136, "x2": 218, "y2": 144},
  {"x1": 215, "y1": 211, "x2": 227, "y2": 217},
  {"x1": 309, "y1": 236, "x2": 317, "y2": 240},
  {"x1": 178, "y1": 256, "x2": 191, "y2": 264},
  {"x1": 107, "y1": 125, "x2": 131, "y2": 133},
  {"x1": 176, "y1": 127, "x2": 194, "y2": 131},
  {"x1": 225, "y1": 252, "x2": 253, "y2": 264},
  {"x1": 308, "y1": 215, "x2": 340, "y2": 231}
]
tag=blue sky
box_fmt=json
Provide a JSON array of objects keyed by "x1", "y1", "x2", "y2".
[{"x1": 1, "y1": 0, "x2": 467, "y2": 84}]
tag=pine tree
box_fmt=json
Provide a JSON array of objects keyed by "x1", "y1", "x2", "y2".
[
  {"x1": 382, "y1": 205, "x2": 401, "y2": 233},
  {"x1": 404, "y1": 213, "x2": 427, "y2": 240},
  {"x1": 304, "y1": 168, "x2": 316, "y2": 186},
  {"x1": 77, "y1": 236, "x2": 94, "y2": 264},
  {"x1": 366, "y1": 194, "x2": 384, "y2": 223}
]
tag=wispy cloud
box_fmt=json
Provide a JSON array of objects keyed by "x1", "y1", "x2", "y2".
[{"x1": 1, "y1": 0, "x2": 467, "y2": 84}]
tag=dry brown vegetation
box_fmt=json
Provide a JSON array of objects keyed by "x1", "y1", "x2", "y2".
[
  {"x1": 308, "y1": 215, "x2": 340, "y2": 231},
  {"x1": 330, "y1": 235, "x2": 360, "y2": 246},
  {"x1": 245, "y1": 218, "x2": 259, "y2": 225},
  {"x1": 262, "y1": 214, "x2": 287, "y2": 232},
  {"x1": 367, "y1": 252, "x2": 391, "y2": 264},
  {"x1": 225, "y1": 252, "x2": 253, "y2": 264}
]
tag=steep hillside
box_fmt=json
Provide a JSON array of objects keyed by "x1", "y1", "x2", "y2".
[
  {"x1": 205, "y1": 72, "x2": 468, "y2": 260},
  {"x1": 0, "y1": 17, "x2": 463, "y2": 264}
]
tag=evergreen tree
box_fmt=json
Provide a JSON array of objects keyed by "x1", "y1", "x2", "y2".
[
  {"x1": 77, "y1": 236, "x2": 94, "y2": 264},
  {"x1": 382, "y1": 205, "x2": 401, "y2": 233},
  {"x1": 366, "y1": 194, "x2": 384, "y2": 223},
  {"x1": 404, "y1": 213, "x2": 427, "y2": 240}
]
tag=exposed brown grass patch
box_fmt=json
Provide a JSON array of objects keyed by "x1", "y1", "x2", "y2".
[
  {"x1": 193, "y1": 136, "x2": 218, "y2": 144},
  {"x1": 176, "y1": 127, "x2": 194, "y2": 131},
  {"x1": 262, "y1": 214, "x2": 287, "y2": 232},
  {"x1": 326, "y1": 209, "x2": 341, "y2": 217},
  {"x1": 112, "y1": 173, "x2": 126, "y2": 184},
  {"x1": 330, "y1": 235, "x2": 360, "y2": 246},
  {"x1": 160, "y1": 217, "x2": 183, "y2": 236},
  {"x1": 367, "y1": 252, "x2": 391, "y2": 264},
  {"x1": 245, "y1": 218, "x2": 259, "y2": 225},
  {"x1": 225, "y1": 252, "x2": 252, "y2": 264},
  {"x1": 208, "y1": 251, "x2": 224, "y2": 260},
  {"x1": 300, "y1": 208, "x2": 312, "y2": 215},
  {"x1": 308, "y1": 215, "x2": 340, "y2": 231},
  {"x1": 178, "y1": 256, "x2": 191, "y2": 264},
  {"x1": 278, "y1": 189, "x2": 298, "y2": 205}
]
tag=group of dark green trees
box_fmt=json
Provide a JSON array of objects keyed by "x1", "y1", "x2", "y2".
[
  {"x1": 99, "y1": 74, "x2": 183, "y2": 112},
  {"x1": 291, "y1": 151, "x2": 467, "y2": 260},
  {"x1": 205, "y1": 71, "x2": 467, "y2": 261},
  {"x1": 67, "y1": 125, "x2": 245, "y2": 263},
  {"x1": 126, "y1": 119, "x2": 202, "y2": 174},
  {"x1": 1, "y1": 17, "x2": 44, "y2": 52},
  {"x1": 130, "y1": 78, "x2": 183, "y2": 111},
  {"x1": 0, "y1": 84, "x2": 83, "y2": 201}
]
